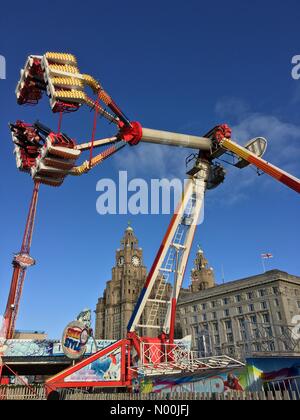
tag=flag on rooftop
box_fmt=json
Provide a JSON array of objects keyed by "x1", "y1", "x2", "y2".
[{"x1": 261, "y1": 253, "x2": 273, "y2": 259}]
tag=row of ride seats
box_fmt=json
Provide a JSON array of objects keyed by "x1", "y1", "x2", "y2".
[
  {"x1": 31, "y1": 133, "x2": 81, "y2": 186},
  {"x1": 10, "y1": 121, "x2": 81, "y2": 187},
  {"x1": 16, "y1": 52, "x2": 86, "y2": 112}
]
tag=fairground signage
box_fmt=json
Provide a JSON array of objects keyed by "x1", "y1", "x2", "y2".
[{"x1": 62, "y1": 321, "x2": 89, "y2": 360}]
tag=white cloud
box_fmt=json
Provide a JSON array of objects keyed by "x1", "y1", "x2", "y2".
[
  {"x1": 291, "y1": 84, "x2": 300, "y2": 105},
  {"x1": 215, "y1": 97, "x2": 250, "y2": 120},
  {"x1": 114, "y1": 142, "x2": 189, "y2": 179}
]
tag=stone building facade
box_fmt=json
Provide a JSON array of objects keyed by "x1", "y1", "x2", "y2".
[
  {"x1": 177, "y1": 254, "x2": 300, "y2": 359},
  {"x1": 95, "y1": 225, "x2": 172, "y2": 340}
]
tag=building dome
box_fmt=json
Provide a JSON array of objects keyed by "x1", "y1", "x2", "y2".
[{"x1": 126, "y1": 222, "x2": 133, "y2": 232}]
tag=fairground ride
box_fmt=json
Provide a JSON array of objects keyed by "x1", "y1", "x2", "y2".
[{"x1": 1, "y1": 52, "x2": 299, "y2": 390}]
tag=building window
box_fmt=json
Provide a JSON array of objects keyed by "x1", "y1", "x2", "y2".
[
  {"x1": 237, "y1": 307, "x2": 243, "y2": 315},
  {"x1": 248, "y1": 304, "x2": 255, "y2": 312},
  {"x1": 214, "y1": 335, "x2": 220, "y2": 345},
  {"x1": 226, "y1": 333, "x2": 234, "y2": 343},
  {"x1": 297, "y1": 301, "x2": 300, "y2": 309},
  {"x1": 223, "y1": 298, "x2": 229, "y2": 305},
  {"x1": 261, "y1": 301, "x2": 268, "y2": 310},
  {"x1": 265, "y1": 326, "x2": 273, "y2": 338},
  {"x1": 213, "y1": 323, "x2": 219, "y2": 333},
  {"x1": 247, "y1": 292, "x2": 254, "y2": 300},
  {"x1": 202, "y1": 303, "x2": 207, "y2": 310},
  {"x1": 259, "y1": 289, "x2": 266, "y2": 297},
  {"x1": 240, "y1": 329, "x2": 247, "y2": 340},
  {"x1": 212, "y1": 312, "x2": 217, "y2": 320},
  {"x1": 203, "y1": 313, "x2": 207, "y2": 322},
  {"x1": 262, "y1": 313, "x2": 270, "y2": 323},
  {"x1": 235, "y1": 295, "x2": 241, "y2": 303},
  {"x1": 192, "y1": 316, "x2": 197, "y2": 323},
  {"x1": 254, "y1": 343, "x2": 262, "y2": 352},
  {"x1": 277, "y1": 312, "x2": 282, "y2": 321},
  {"x1": 253, "y1": 328, "x2": 260, "y2": 339},
  {"x1": 268, "y1": 342, "x2": 275, "y2": 352},
  {"x1": 250, "y1": 315, "x2": 257, "y2": 324},
  {"x1": 225, "y1": 320, "x2": 232, "y2": 330},
  {"x1": 239, "y1": 318, "x2": 246, "y2": 329},
  {"x1": 224, "y1": 309, "x2": 230, "y2": 317},
  {"x1": 211, "y1": 301, "x2": 216, "y2": 308},
  {"x1": 193, "y1": 305, "x2": 197, "y2": 312},
  {"x1": 228, "y1": 347, "x2": 236, "y2": 356},
  {"x1": 274, "y1": 298, "x2": 279, "y2": 307},
  {"x1": 200, "y1": 323, "x2": 209, "y2": 333},
  {"x1": 272, "y1": 286, "x2": 279, "y2": 295},
  {"x1": 215, "y1": 347, "x2": 222, "y2": 356}
]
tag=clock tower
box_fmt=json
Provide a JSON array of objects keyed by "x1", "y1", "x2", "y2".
[
  {"x1": 95, "y1": 224, "x2": 167, "y2": 340},
  {"x1": 190, "y1": 248, "x2": 215, "y2": 292}
]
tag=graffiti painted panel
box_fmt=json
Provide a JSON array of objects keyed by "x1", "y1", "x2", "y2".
[
  {"x1": 2, "y1": 339, "x2": 115, "y2": 357},
  {"x1": 64, "y1": 349, "x2": 121, "y2": 382},
  {"x1": 246, "y1": 356, "x2": 300, "y2": 393},
  {"x1": 140, "y1": 367, "x2": 248, "y2": 394}
]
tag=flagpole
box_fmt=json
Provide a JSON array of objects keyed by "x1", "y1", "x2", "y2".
[
  {"x1": 261, "y1": 253, "x2": 273, "y2": 273},
  {"x1": 221, "y1": 264, "x2": 225, "y2": 284},
  {"x1": 261, "y1": 256, "x2": 266, "y2": 273}
]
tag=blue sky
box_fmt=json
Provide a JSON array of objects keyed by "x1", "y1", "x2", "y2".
[{"x1": 0, "y1": 0, "x2": 299, "y2": 338}]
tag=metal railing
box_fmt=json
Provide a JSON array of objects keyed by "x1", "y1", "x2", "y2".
[
  {"x1": 0, "y1": 385, "x2": 299, "y2": 400},
  {"x1": 0, "y1": 384, "x2": 46, "y2": 400},
  {"x1": 132, "y1": 341, "x2": 244, "y2": 376},
  {"x1": 263, "y1": 375, "x2": 300, "y2": 400}
]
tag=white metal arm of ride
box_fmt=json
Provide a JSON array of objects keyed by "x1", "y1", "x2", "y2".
[
  {"x1": 127, "y1": 159, "x2": 210, "y2": 339},
  {"x1": 163, "y1": 163, "x2": 209, "y2": 335},
  {"x1": 76, "y1": 129, "x2": 212, "y2": 152},
  {"x1": 140, "y1": 128, "x2": 212, "y2": 150}
]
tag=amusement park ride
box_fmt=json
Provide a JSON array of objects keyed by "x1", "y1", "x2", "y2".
[{"x1": 1, "y1": 52, "x2": 299, "y2": 390}]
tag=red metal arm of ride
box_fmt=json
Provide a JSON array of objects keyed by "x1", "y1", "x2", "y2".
[
  {"x1": 220, "y1": 137, "x2": 300, "y2": 194},
  {"x1": 1, "y1": 182, "x2": 40, "y2": 339}
]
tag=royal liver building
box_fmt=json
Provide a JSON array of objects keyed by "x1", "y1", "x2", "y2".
[{"x1": 95, "y1": 225, "x2": 172, "y2": 340}]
